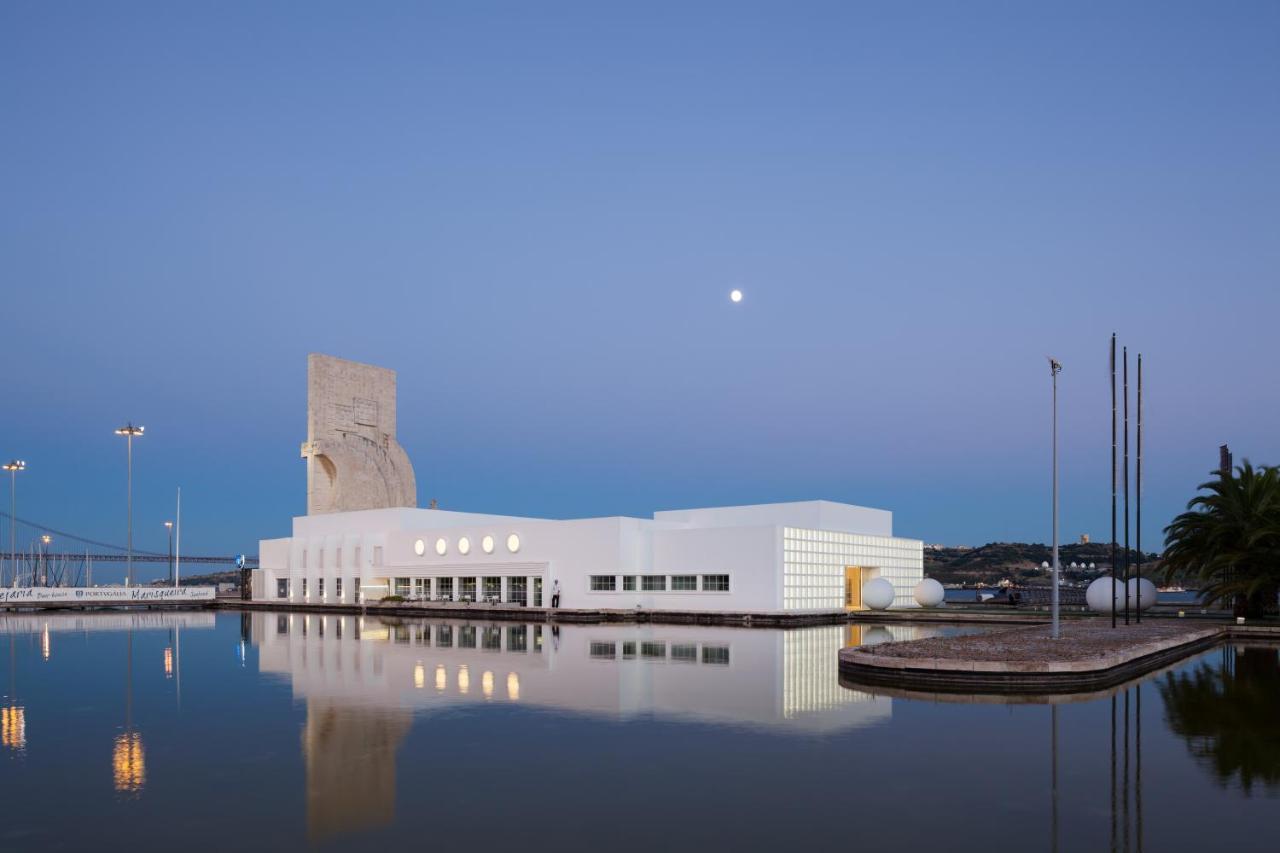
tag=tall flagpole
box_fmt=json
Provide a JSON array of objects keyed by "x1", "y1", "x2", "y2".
[
  {"x1": 1110, "y1": 334, "x2": 1117, "y2": 629},
  {"x1": 174, "y1": 487, "x2": 181, "y2": 588},
  {"x1": 1049, "y1": 357, "x2": 1062, "y2": 639},
  {"x1": 1136, "y1": 354, "x2": 1143, "y2": 623},
  {"x1": 1123, "y1": 347, "x2": 1131, "y2": 626}
]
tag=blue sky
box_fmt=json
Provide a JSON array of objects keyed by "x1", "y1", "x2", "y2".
[{"x1": 3, "y1": 1, "x2": 1277, "y2": 579}]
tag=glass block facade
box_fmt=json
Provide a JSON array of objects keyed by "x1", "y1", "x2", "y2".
[{"x1": 782, "y1": 527, "x2": 923, "y2": 610}]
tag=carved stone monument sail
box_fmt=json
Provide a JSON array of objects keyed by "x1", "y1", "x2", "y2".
[{"x1": 301, "y1": 354, "x2": 417, "y2": 514}]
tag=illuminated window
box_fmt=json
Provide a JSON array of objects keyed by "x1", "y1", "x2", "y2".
[
  {"x1": 459, "y1": 537, "x2": 471, "y2": 555},
  {"x1": 414, "y1": 539, "x2": 426, "y2": 556},
  {"x1": 702, "y1": 575, "x2": 730, "y2": 592},
  {"x1": 641, "y1": 575, "x2": 666, "y2": 592},
  {"x1": 435, "y1": 538, "x2": 448, "y2": 556},
  {"x1": 671, "y1": 575, "x2": 697, "y2": 591},
  {"x1": 276, "y1": 579, "x2": 288, "y2": 599},
  {"x1": 590, "y1": 575, "x2": 616, "y2": 592},
  {"x1": 506, "y1": 533, "x2": 521, "y2": 553},
  {"x1": 482, "y1": 535, "x2": 495, "y2": 554}
]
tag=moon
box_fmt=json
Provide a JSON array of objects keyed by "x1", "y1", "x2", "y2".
[{"x1": 729, "y1": 289, "x2": 743, "y2": 303}]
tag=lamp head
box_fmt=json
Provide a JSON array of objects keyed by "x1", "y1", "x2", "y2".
[{"x1": 115, "y1": 423, "x2": 145, "y2": 437}]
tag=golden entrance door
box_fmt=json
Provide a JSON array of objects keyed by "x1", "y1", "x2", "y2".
[{"x1": 844, "y1": 566, "x2": 862, "y2": 611}]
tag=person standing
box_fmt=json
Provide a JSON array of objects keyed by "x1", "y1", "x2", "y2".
[{"x1": 551, "y1": 579, "x2": 561, "y2": 608}]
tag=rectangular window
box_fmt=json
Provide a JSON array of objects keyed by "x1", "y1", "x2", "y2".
[
  {"x1": 335, "y1": 577, "x2": 343, "y2": 599},
  {"x1": 509, "y1": 576, "x2": 528, "y2": 606},
  {"x1": 460, "y1": 577, "x2": 477, "y2": 602},
  {"x1": 437, "y1": 577, "x2": 454, "y2": 600},
  {"x1": 395, "y1": 577, "x2": 411, "y2": 597},
  {"x1": 436, "y1": 625, "x2": 453, "y2": 648},
  {"x1": 622, "y1": 575, "x2": 636, "y2": 591},
  {"x1": 459, "y1": 626, "x2": 476, "y2": 649},
  {"x1": 277, "y1": 579, "x2": 288, "y2": 599},
  {"x1": 589, "y1": 642, "x2": 616, "y2": 659},
  {"x1": 590, "y1": 575, "x2": 617, "y2": 592},
  {"x1": 482, "y1": 627, "x2": 502, "y2": 650},
  {"x1": 414, "y1": 578, "x2": 430, "y2": 599},
  {"x1": 671, "y1": 643, "x2": 697, "y2": 663},
  {"x1": 641, "y1": 575, "x2": 666, "y2": 592},
  {"x1": 301, "y1": 578, "x2": 308, "y2": 598},
  {"x1": 483, "y1": 577, "x2": 502, "y2": 601},
  {"x1": 671, "y1": 575, "x2": 697, "y2": 591},
  {"x1": 318, "y1": 578, "x2": 325, "y2": 598},
  {"x1": 702, "y1": 645, "x2": 730, "y2": 665},
  {"x1": 702, "y1": 575, "x2": 730, "y2": 592},
  {"x1": 641, "y1": 641, "x2": 666, "y2": 659}
]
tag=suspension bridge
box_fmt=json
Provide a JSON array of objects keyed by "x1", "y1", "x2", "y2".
[{"x1": 0, "y1": 510, "x2": 257, "y2": 588}]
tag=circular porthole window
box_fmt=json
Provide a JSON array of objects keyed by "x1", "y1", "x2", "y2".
[
  {"x1": 458, "y1": 536, "x2": 471, "y2": 555},
  {"x1": 506, "y1": 533, "x2": 521, "y2": 554},
  {"x1": 435, "y1": 537, "x2": 448, "y2": 556},
  {"x1": 481, "y1": 535, "x2": 495, "y2": 554},
  {"x1": 414, "y1": 539, "x2": 426, "y2": 556}
]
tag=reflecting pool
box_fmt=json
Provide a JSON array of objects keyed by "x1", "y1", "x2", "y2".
[{"x1": 1, "y1": 611, "x2": 1276, "y2": 852}]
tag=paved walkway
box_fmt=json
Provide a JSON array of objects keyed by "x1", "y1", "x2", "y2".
[{"x1": 839, "y1": 620, "x2": 1279, "y2": 694}]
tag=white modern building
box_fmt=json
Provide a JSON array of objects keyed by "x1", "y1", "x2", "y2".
[
  {"x1": 254, "y1": 499, "x2": 924, "y2": 613},
  {"x1": 253, "y1": 354, "x2": 923, "y2": 614}
]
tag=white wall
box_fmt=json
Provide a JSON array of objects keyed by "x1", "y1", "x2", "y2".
[{"x1": 654, "y1": 500, "x2": 893, "y2": 537}]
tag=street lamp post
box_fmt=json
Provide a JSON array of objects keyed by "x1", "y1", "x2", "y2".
[
  {"x1": 2, "y1": 460, "x2": 25, "y2": 588},
  {"x1": 114, "y1": 424, "x2": 145, "y2": 587},
  {"x1": 40, "y1": 535, "x2": 51, "y2": 587},
  {"x1": 164, "y1": 521, "x2": 174, "y2": 585},
  {"x1": 1049, "y1": 357, "x2": 1063, "y2": 640}
]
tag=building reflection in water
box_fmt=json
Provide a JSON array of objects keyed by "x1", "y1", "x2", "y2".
[
  {"x1": 1, "y1": 705, "x2": 24, "y2": 750},
  {"x1": 112, "y1": 731, "x2": 146, "y2": 793},
  {"x1": 1159, "y1": 643, "x2": 1280, "y2": 795},
  {"x1": 252, "y1": 612, "x2": 922, "y2": 841}
]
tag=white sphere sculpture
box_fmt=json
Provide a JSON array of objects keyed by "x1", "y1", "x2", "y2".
[
  {"x1": 913, "y1": 577, "x2": 945, "y2": 608},
  {"x1": 1127, "y1": 577, "x2": 1158, "y2": 611},
  {"x1": 1086, "y1": 576, "x2": 1123, "y2": 613},
  {"x1": 862, "y1": 577, "x2": 896, "y2": 610}
]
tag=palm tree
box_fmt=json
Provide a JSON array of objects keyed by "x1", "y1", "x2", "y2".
[{"x1": 1162, "y1": 460, "x2": 1280, "y2": 618}]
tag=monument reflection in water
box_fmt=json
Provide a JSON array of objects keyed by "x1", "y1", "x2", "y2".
[{"x1": 251, "y1": 613, "x2": 959, "y2": 840}]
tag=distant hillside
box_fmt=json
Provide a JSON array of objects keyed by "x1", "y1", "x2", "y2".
[
  {"x1": 154, "y1": 569, "x2": 240, "y2": 587},
  {"x1": 926, "y1": 542, "x2": 1161, "y2": 587}
]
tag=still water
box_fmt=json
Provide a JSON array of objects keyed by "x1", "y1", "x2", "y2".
[{"x1": 1, "y1": 611, "x2": 1276, "y2": 852}]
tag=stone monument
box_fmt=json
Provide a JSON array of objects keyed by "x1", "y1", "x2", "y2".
[{"x1": 300, "y1": 353, "x2": 417, "y2": 514}]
